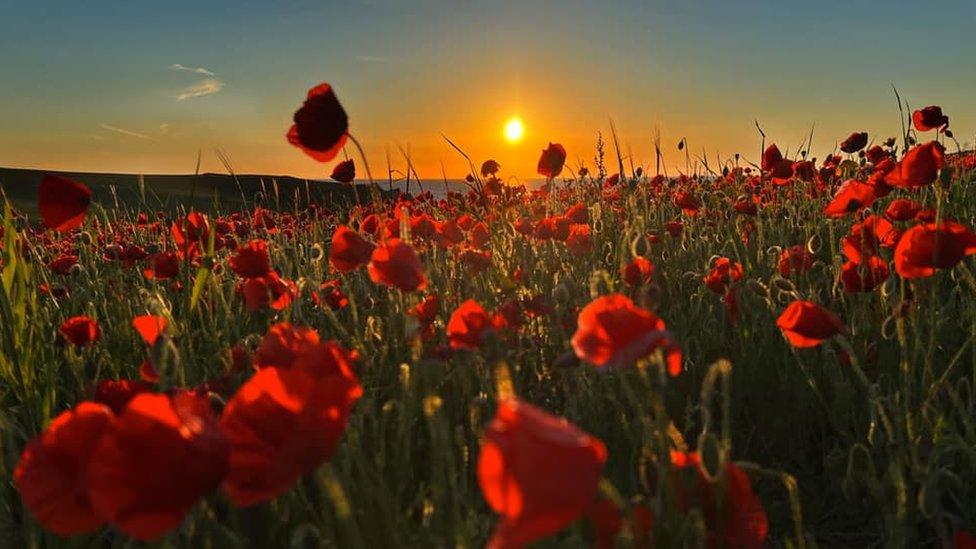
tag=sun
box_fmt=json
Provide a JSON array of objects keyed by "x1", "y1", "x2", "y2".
[{"x1": 503, "y1": 117, "x2": 524, "y2": 143}]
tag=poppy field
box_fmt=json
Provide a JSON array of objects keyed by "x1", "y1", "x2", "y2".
[{"x1": 3, "y1": 83, "x2": 976, "y2": 548}]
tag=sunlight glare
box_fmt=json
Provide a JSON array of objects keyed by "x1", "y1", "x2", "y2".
[{"x1": 503, "y1": 117, "x2": 524, "y2": 143}]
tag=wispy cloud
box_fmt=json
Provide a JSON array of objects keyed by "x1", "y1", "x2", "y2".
[
  {"x1": 99, "y1": 123, "x2": 155, "y2": 141},
  {"x1": 169, "y1": 63, "x2": 215, "y2": 76},
  {"x1": 176, "y1": 78, "x2": 224, "y2": 101},
  {"x1": 159, "y1": 123, "x2": 170, "y2": 134}
]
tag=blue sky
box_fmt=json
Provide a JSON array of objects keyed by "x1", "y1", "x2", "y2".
[{"x1": 1, "y1": 0, "x2": 973, "y2": 178}]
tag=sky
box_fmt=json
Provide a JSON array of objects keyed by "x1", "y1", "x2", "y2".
[{"x1": 0, "y1": 0, "x2": 974, "y2": 181}]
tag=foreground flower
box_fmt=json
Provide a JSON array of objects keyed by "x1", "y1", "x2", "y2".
[
  {"x1": 884, "y1": 141, "x2": 945, "y2": 189},
  {"x1": 478, "y1": 399, "x2": 607, "y2": 549},
  {"x1": 537, "y1": 142, "x2": 567, "y2": 179},
  {"x1": 329, "y1": 225, "x2": 375, "y2": 273},
  {"x1": 330, "y1": 158, "x2": 356, "y2": 183},
  {"x1": 893, "y1": 221, "x2": 976, "y2": 279},
  {"x1": 60, "y1": 316, "x2": 100, "y2": 347},
  {"x1": 571, "y1": 294, "x2": 682, "y2": 375},
  {"x1": 87, "y1": 392, "x2": 228, "y2": 540},
  {"x1": 368, "y1": 238, "x2": 427, "y2": 291},
  {"x1": 776, "y1": 301, "x2": 846, "y2": 348},
  {"x1": 221, "y1": 334, "x2": 362, "y2": 506},
  {"x1": 287, "y1": 83, "x2": 348, "y2": 162},
  {"x1": 447, "y1": 299, "x2": 492, "y2": 350},
  {"x1": 38, "y1": 174, "x2": 91, "y2": 231},
  {"x1": 14, "y1": 402, "x2": 114, "y2": 536}
]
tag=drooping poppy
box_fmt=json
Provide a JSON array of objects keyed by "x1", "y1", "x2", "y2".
[
  {"x1": 537, "y1": 143, "x2": 567, "y2": 179},
  {"x1": 287, "y1": 83, "x2": 349, "y2": 162},
  {"x1": 60, "y1": 316, "x2": 101, "y2": 347},
  {"x1": 87, "y1": 391, "x2": 229, "y2": 541},
  {"x1": 446, "y1": 299, "x2": 492, "y2": 350},
  {"x1": 229, "y1": 239, "x2": 272, "y2": 279},
  {"x1": 38, "y1": 174, "x2": 91, "y2": 231},
  {"x1": 368, "y1": 238, "x2": 427, "y2": 292},
  {"x1": 893, "y1": 221, "x2": 976, "y2": 279},
  {"x1": 884, "y1": 141, "x2": 945, "y2": 189},
  {"x1": 840, "y1": 132, "x2": 868, "y2": 154},
  {"x1": 329, "y1": 225, "x2": 375, "y2": 273},
  {"x1": 331, "y1": 158, "x2": 356, "y2": 183},
  {"x1": 14, "y1": 402, "x2": 114, "y2": 536},
  {"x1": 477, "y1": 399, "x2": 607, "y2": 549},
  {"x1": 571, "y1": 293, "x2": 682, "y2": 375},
  {"x1": 775, "y1": 300, "x2": 846, "y2": 348},
  {"x1": 220, "y1": 339, "x2": 362, "y2": 506}
]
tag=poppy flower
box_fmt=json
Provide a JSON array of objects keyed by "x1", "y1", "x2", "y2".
[
  {"x1": 775, "y1": 301, "x2": 846, "y2": 348},
  {"x1": 253, "y1": 322, "x2": 321, "y2": 370},
  {"x1": 912, "y1": 106, "x2": 949, "y2": 133},
  {"x1": 242, "y1": 272, "x2": 297, "y2": 311},
  {"x1": 674, "y1": 191, "x2": 701, "y2": 215},
  {"x1": 436, "y1": 219, "x2": 465, "y2": 246},
  {"x1": 331, "y1": 159, "x2": 356, "y2": 183},
  {"x1": 761, "y1": 144, "x2": 794, "y2": 183},
  {"x1": 14, "y1": 402, "x2": 114, "y2": 536},
  {"x1": 841, "y1": 257, "x2": 890, "y2": 292},
  {"x1": 38, "y1": 174, "x2": 91, "y2": 231},
  {"x1": 287, "y1": 83, "x2": 349, "y2": 162},
  {"x1": 220, "y1": 339, "x2": 362, "y2": 506},
  {"x1": 87, "y1": 391, "x2": 229, "y2": 540},
  {"x1": 956, "y1": 531, "x2": 976, "y2": 549},
  {"x1": 778, "y1": 245, "x2": 814, "y2": 277},
  {"x1": 622, "y1": 256, "x2": 655, "y2": 287},
  {"x1": 171, "y1": 212, "x2": 210, "y2": 260},
  {"x1": 143, "y1": 252, "x2": 180, "y2": 280},
  {"x1": 885, "y1": 199, "x2": 922, "y2": 222},
  {"x1": 481, "y1": 159, "x2": 501, "y2": 177},
  {"x1": 865, "y1": 145, "x2": 889, "y2": 164},
  {"x1": 823, "y1": 180, "x2": 876, "y2": 218},
  {"x1": 884, "y1": 141, "x2": 945, "y2": 189},
  {"x1": 329, "y1": 225, "x2": 375, "y2": 273},
  {"x1": 229, "y1": 240, "x2": 272, "y2": 279},
  {"x1": 48, "y1": 254, "x2": 78, "y2": 275},
  {"x1": 703, "y1": 257, "x2": 744, "y2": 294},
  {"x1": 311, "y1": 279, "x2": 349, "y2": 310},
  {"x1": 893, "y1": 221, "x2": 976, "y2": 279},
  {"x1": 571, "y1": 293, "x2": 682, "y2": 375},
  {"x1": 565, "y1": 224, "x2": 593, "y2": 255},
  {"x1": 409, "y1": 294, "x2": 440, "y2": 325},
  {"x1": 840, "y1": 132, "x2": 868, "y2": 154},
  {"x1": 93, "y1": 379, "x2": 153, "y2": 414},
  {"x1": 368, "y1": 238, "x2": 427, "y2": 292},
  {"x1": 446, "y1": 299, "x2": 492, "y2": 350},
  {"x1": 537, "y1": 143, "x2": 567, "y2": 179},
  {"x1": 470, "y1": 222, "x2": 491, "y2": 248},
  {"x1": 842, "y1": 215, "x2": 899, "y2": 263},
  {"x1": 60, "y1": 316, "x2": 100, "y2": 347},
  {"x1": 459, "y1": 247, "x2": 493, "y2": 275},
  {"x1": 132, "y1": 315, "x2": 167, "y2": 346},
  {"x1": 477, "y1": 399, "x2": 607, "y2": 549},
  {"x1": 564, "y1": 203, "x2": 588, "y2": 224}
]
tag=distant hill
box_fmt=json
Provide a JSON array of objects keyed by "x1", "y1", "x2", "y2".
[{"x1": 0, "y1": 167, "x2": 383, "y2": 216}]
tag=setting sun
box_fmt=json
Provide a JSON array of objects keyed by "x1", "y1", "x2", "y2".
[{"x1": 503, "y1": 117, "x2": 524, "y2": 143}]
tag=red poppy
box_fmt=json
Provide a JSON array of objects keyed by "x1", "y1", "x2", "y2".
[
  {"x1": 38, "y1": 174, "x2": 91, "y2": 231},
  {"x1": 48, "y1": 254, "x2": 78, "y2": 275},
  {"x1": 956, "y1": 531, "x2": 976, "y2": 549},
  {"x1": 60, "y1": 316, "x2": 100, "y2": 347},
  {"x1": 823, "y1": 179, "x2": 876, "y2": 218},
  {"x1": 132, "y1": 315, "x2": 167, "y2": 346},
  {"x1": 409, "y1": 294, "x2": 440, "y2": 325},
  {"x1": 571, "y1": 293, "x2": 682, "y2": 375},
  {"x1": 622, "y1": 256, "x2": 655, "y2": 287},
  {"x1": 368, "y1": 238, "x2": 427, "y2": 291},
  {"x1": 311, "y1": 279, "x2": 349, "y2": 310},
  {"x1": 840, "y1": 132, "x2": 868, "y2": 154},
  {"x1": 87, "y1": 391, "x2": 228, "y2": 540},
  {"x1": 674, "y1": 191, "x2": 701, "y2": 215},
  {"x1": 436, "y1": 219, "x2": 465, "y2": 246},
  {"x1": 14, "y1": 402, "x2": 114, "y2": 536},
  {"x1": 330, "y1": 158, "x2": 356, "y2": 183},
  {"x1": 253, "y1": 322, "x2": 321, "y2": 370},
  {"x1": 171, "y1": 212, "x2": 210, "y2": 260},
  {"x1": 329, "y1": 225, "x2": 375, "y2": 273},
  {"x1": 884, "y1": 199, "x2": 922, "y2": 222},
  {"x1": 477, "y1": 399, "x2": 607, "y2": 549},
  {"x1": 842, "y1": 215, "x2": 899, "y2": 263},
  {"x1": 470, "y1": 222, "x2": 491, "y2": 248},
  {"x1": 94, "y1": 379, "x2": 153, "y2": 414},
  {"x1": 242, "y1": 272, "x2": 298, "y2": 311},
  {"x1": 565, "y1": 224, "x2": 593, "y2": 255},
  {"x1": 703, "y1": 257, "x2": 744, "y2": 294},
  {"x1": 481, "y1": 159, "x2": 501, "y2": 177},
  {"x1": 447, "y1": 299, "x2": 492, "y2": 350},
  {"x1": 893, "y1": 221, "x2": 976, "y2": 279},
  {"x1": 564, "y1": 203, "x2": 588, "y2": 224},
  {"x1": 459, "y1": 247, "x2": 493, "y2": 275},
  {"x1": 143, "y1": 252, "x2": 180, "y2": 280},
  {"x1": 287, "y1": 83, "x2": 349, "y2": 162},
  {"x1": 841, "y1": 257, "x2": 890, "y2": 292},
  {"x1": 537, "y1": 143, "x2": 567, "y2": 179},
  {"x1": 761, "y1": 144, "x2": 794, "y2": 183},
  {"x1": 884, "y1": 141, "x2": 945, "y2": 189},
  {"x1": 220, "y1": 338, "x2": 362, "y2": 506},
  {"x1": 775, "y1": 301, "x2": 846, "y2": 348},
  {"x1": 229, "y1": 239, "x2": 272, "y2": 278},
  {"x1": 912, "y1": 106, "x2": 949, "y2": 133},
  {"x1": 778, "y1": 245, "x2": 814, "y2": 277}
]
